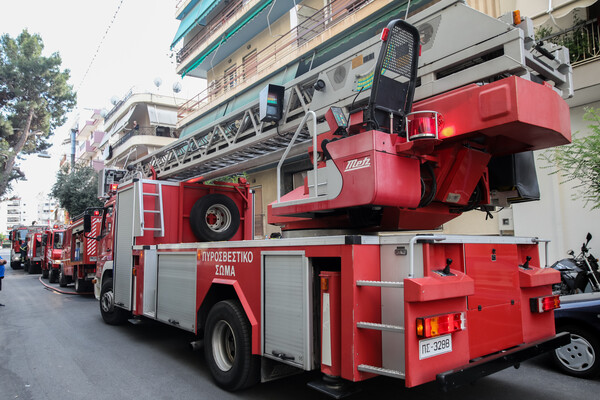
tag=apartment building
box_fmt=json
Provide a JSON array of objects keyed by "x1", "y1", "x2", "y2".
[
  {"x1": 171, "y1": 0, "x2": 600, "y2": 252},
  {"x1": 98, "y1": 88, "x2": 185, "y2": 169}
]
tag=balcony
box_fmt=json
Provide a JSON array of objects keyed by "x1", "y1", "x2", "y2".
[
  {"x1": 76, "y1": 139, "x2": 95, "y2": 161},
  {"x1": 91, "y1": 131, "x2": 105, "y2": 149},
  {"x1": 107, "y1": 125, "x2": 177, "y2": 167},
  {"x1": 178, "y1": 0, "x2": 379, "y2": 119},
  {"x1": 542, "y1": 18, "x2": 600, "y2": 66}
]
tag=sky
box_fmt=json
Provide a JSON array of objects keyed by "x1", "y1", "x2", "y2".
[{"x1": 0, "y1": 0, "x2": 205, "y2": 211}]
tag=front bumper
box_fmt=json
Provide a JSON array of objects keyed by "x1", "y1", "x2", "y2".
[{"x1": 437, "y1": 332, "x2": 570, "y2": 391}]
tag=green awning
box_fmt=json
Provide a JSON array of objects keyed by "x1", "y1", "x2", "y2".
[
  {"x1": 171, "y1": 0, "x2": 222, "y2": 49},
  {"x1": 182, "y1": 0, "x2": 274, "y2": 77}
]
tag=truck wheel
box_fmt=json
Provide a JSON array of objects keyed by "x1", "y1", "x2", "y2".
[
  {"x1": 41, "y1": 267, "x2": 49, "y2": 279},
  {"x1": 100, "y1": 278, "x2": 129, "y2": 325},
  {"x1": 204, "y1": 300, "x2": 260, "y2": 391},
  {"x1": 24, "y1": 260, "x2": 30, "y2": 273},
  {"x1": 10, "y1": 261, "x2": 20, "y2": 270},
  {"x1": 552, "y1": 325, "x2": 600, "y2": 378},
  {"x1": 75, "y1": 278, "x2": 86, "y2": 293},
  {"x1": 190, "y1": 194, "x2": 240, "y2": 242},
  {"x1": 48, "y1": 268, "x2": 57, "y2": 283},
  {"x1": 58, "y1": 267, "x2": 68, "y2": 287}
]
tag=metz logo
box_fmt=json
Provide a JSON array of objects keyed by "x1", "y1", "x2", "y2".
[{"x1": 344, "y1": 157, "x2": 371, "y2": 172}]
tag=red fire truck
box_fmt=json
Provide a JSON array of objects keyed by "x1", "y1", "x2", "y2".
[
  {"x1": 58, "y1": 212, "x2": 102, "y2": 292},
  {"x1": 8, "y1": 225, "x2": 44, "y2": 270},
  {"x1": 41, "y1": 227, "x2": 65, "y2": 282},
  {"x1": 25, "y1": 231, "x2": 44, "y2": 274},
  {"x1": 87, "y1": 4, "x2": 574, "y2": 396}
]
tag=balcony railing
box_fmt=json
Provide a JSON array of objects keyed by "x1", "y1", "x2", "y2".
[
  {"x1": 111, "y1": 126, "x2": 173, "y2": 152},
  {"x1": 542, "y1": 18, "x2": 600, "y2": 66},
  {"x1": 178, "y1": 0, "x2": 374, "y2": 119},
  {"x1": 176, "y1": 0, "x2": 248, "y2": 64}
]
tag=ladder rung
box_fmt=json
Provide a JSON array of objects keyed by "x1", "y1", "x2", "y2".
[
  {"x1": 143, "y1": 192, "x2": 160, "y2": 197},
  {"x1": 357, "y1": 322, "x2": 404, "y2": 332},
  {"x1": 356, "y1": 280, "x2": 404, "y2": 288},
  {"x1": 143, "y1": 210, "x2": 161, "y2": 214},
  {"x1": 143, "y1": 228, "x2": 162, "y2": 231},
  {"x1": 358, "y1": 364, "x2": 405, "y2": 379}
]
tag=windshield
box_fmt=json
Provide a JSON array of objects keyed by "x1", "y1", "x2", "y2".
[
  {"x1": 18, "y1": 230, "x2": 27, "y2": 241},
  {"x1": 53, "y1": 232, "x2": 64, "y2": 249}
]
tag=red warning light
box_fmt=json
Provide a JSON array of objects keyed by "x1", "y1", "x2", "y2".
[
  {"x1": 381, "y1": 27, "x2": 389, "y2": 41},
  {"x1": 110, "y1": 183, "x2": 118, "y2": 191},
  {"x1": 93, "y1": 210, "x2": 100, "y2": 216}
]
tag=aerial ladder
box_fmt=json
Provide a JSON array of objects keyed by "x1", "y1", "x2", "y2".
[{"x1": 121, "y1": 0, "x2": 571, "y2": 190}]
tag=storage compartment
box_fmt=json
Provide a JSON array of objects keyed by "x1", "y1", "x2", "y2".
[{"x1": 262, "y1": 252, "x2": 313, "y2": 370}]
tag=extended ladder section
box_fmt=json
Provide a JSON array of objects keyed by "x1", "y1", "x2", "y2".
[{"x1": 122, "y1": 0, "x2": 572, "y2": 184}]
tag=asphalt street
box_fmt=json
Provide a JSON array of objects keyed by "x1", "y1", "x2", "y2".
[{"x1": 1, "y1": 248, "x2": 599, "y2": 400}]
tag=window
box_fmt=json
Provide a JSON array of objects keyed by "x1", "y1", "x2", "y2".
[
  {"x1": 224, "y1": 65, "x2": 237, "y2": 92},
  {"x1": 243, "y1": 51, "x2": 257, "y2": 81}
]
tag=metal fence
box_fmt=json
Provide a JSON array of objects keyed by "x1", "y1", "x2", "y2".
[
  {"x1": 542, "y1": 19, "x2": 600, "y2": 66},
  {"x1": 112, "y1": 126, "x2": 161, "y2": 151}
]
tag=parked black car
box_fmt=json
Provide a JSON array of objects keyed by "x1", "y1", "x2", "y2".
[{"x1": 552, "y1": 292, "x2": 600, "y2": 378}]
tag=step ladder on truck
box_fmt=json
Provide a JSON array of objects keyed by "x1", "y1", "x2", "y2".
[{"x1": 87, "y1": 1, "x2": 573, "y2": 396}]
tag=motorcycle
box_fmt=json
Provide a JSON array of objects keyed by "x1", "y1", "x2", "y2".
[{"x1": 551, "y1": 233, "x2": 600, "y2": 295}]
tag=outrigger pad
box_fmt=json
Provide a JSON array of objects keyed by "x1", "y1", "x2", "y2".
[{"x1": 366, "y1": 19, "x2": 420, "y2": 133}]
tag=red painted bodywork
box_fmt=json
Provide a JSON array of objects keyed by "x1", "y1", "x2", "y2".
[
  {"x1": 62, "y1": 216, "x2": 102, "y2": 282},
  {"x1": 268, "y1": 76, "x2": 571, "y2": 231},
  {"x1": 41, "y1": 229, "x2": 65, "y2": 274}
]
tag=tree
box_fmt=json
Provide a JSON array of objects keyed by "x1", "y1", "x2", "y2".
[
  {"x1": 51, "y1": 165, "x2": 103, "y2": 218},
  {"x1": 0, "y1": 30, "x2": 76, "y2": 197},
  {"x1": 540, "y1": 108, "x2": 600, "y2": 209}
]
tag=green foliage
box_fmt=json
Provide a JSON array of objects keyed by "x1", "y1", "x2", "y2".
[
  {"x1": 51, "y1": 165, "x2": 103, "y2": 218},
  {"x1": 0, "y1": 30, "x2": 76, "y2": 196},
  {"x1": 540, "y1": 108, "x2": 600, "y2": 209}
]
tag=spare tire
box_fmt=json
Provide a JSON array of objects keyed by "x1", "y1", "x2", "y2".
[{"x1": 190, "y1": 194, "x2": 241, "y2": 242}]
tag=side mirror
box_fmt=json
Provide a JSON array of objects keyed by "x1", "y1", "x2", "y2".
[
  {"x1": 586, "y1": 232, "x2": 592, "y2": 244},
  {"x1": 83, "y1": 214, "x2": 92, "y2": 233},
  {"x1": 568, "y1": 249, "x2": 575, "y2": 256}
]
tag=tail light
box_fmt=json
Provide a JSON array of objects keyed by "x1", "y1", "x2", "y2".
[
  {"x1": 110, "y1": 183, "x2": 118, "y2": 192},
  {"x1": 530, "y1": 294, "x2": 560, "y2": 313},
  {"x1": 406, "y1": 111, "x2": 444, "y2": 140},
  {"x1": 416, "y1": 312, "x2": 465, "y2": 338}
]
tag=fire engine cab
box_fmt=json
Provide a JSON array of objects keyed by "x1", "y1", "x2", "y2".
[{"x1": 88, "y1": 2, "x2": 573, "y2": 396}]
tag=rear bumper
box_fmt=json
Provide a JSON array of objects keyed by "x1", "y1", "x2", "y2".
[{"x1": 437, "y1": 332, "x2": 570, "y2": 391}]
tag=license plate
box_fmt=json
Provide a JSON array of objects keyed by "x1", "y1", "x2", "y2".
[{"x1": 419, "y1": 334, "x2": 452, "y2": 360}]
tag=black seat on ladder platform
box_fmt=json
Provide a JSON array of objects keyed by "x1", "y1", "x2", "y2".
[{"x1": 364, "y1": 19, "x2": 420, "y2": 134}]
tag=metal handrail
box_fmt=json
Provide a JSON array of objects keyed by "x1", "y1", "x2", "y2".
[
  {"x1": 276, "y1": 110, "x2": 318, "y2": 203},
  {"x1": 112, "y1": 126, "x2": 158, "y2": 151},
  {"x1": 541, "y1": 18, "x2": 600, "y2": 65}
]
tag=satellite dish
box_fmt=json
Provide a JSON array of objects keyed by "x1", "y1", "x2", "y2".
[
  {"x1": 172, "y1": 81, "x2": 182, "y2": 93},
  {"x1": 110, "y1": 96, "x2": 119, "y2": 105},
  {"x1": 154, "y1": 77, "x2": 163, "y2": 88}
]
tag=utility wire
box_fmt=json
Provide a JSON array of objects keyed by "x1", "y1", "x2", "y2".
[{"x1": 76, "y1": 0, "x2": 126, "y2": 91}]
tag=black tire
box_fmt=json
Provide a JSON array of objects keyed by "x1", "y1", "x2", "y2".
[
  {"x1": 23, "y1": 260, "x2": 30, "y2": 273},
  {"x1": 74, "y1": 277, "x2": 87, "y2": 293},
  {"x1": 48, "y1": 267, "x2": 57, "y2": 283},
  {"x1": 204, "y1": 300, "x2": 260, "y2": 391},
  {"x1": 100, "y1": 278, "x2": 129, "y2": 325},
  {"x1": 552, "y1": 325, "x2": 600, "y2": 379},
  {"x1": 10, "y1": 260, "x2": 20, "y2": 270},
  {"x1": 189, "y1": 194, "x2": 241, "y2": 242},
  {"x1": 58, "y1": 267, "x2": 68, "y2": 287},
  {"x1": 41, "y1": 267, "x2": 49, "y2": 279}
]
